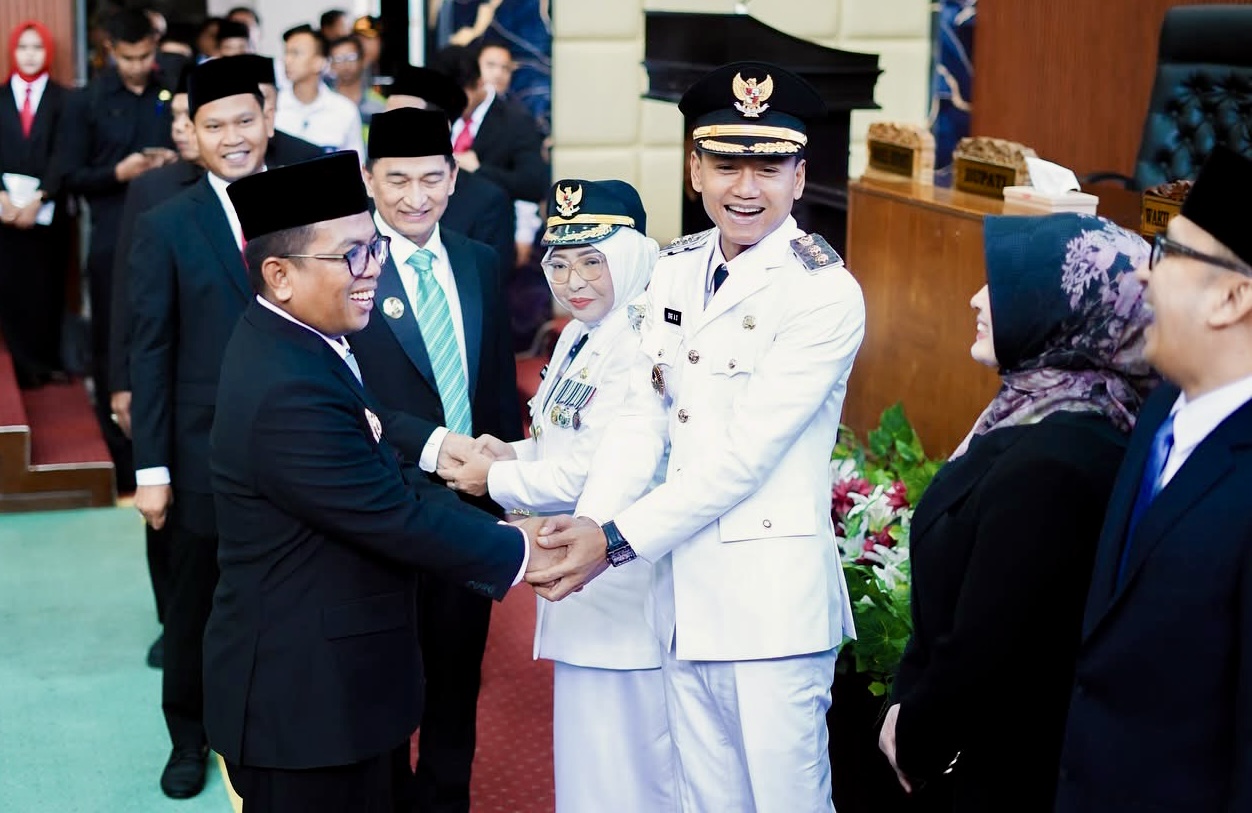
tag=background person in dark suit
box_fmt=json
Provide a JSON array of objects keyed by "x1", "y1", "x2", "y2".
[
  {"x1": 209, "y1": 150, "x2": 549, "y2": 813},
  {"x1": 877, "y1": 214, "x2": 1157, "y2": 812},
  {"x1": 349, "y1": 106, "x2": 521, "y2": 813},
  {"x1": 0, "y1": 20, "x2": 70, "y2": 389},
  {"x1": 431, "y1": 45, "x2": 547, "y2": 205},
  {"x1": 59, "y1": 8, "x2": 177, "y2": 491},
  {"x1": 385, "y1": 65, "x2": 516, "y2": 275},
  {"x1": 128, "y1": 57, "x2": 271, "y2": 799},
  {"x1": 1055, "y1": 147, "x2": 1252, "y2": 813}
]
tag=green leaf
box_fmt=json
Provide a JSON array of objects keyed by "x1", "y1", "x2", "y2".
[{"x1": 868, "y1": 681, "x2": 888, "y2": 697}]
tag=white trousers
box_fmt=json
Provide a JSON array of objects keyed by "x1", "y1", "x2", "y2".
[
  {"x1": 662, "y1": 646, "x2": 839, "y2": 813},
  {"x1": 553, "y1": 661, "x2": 678, "y2": 813}
]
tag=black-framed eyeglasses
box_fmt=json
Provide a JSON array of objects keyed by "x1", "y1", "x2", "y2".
[
  {"x1": 1151, "y1": 233, "x2": 1252, "y2": 277},
  {"x1": 281, "y1": 234, "x2": 391, "y2": 279}
]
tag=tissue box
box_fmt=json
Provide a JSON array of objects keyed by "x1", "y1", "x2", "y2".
[{"x1": 1002, "y1": 185, "x2": 1098, "y2": 214}]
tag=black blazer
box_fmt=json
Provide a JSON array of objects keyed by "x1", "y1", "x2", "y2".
[
  {"x1": 350, "y1": 227, "x2": 521, "y2": 513},
  {"x1": 128, "y1": 176, "x2": 252, "y2": 535},
  {"x1": 1057, "y1": 384, "x2": 1252, "y2": 813},
  {"x1": 109, "y1": 134, "x2": 323, "y2": 393},
  {"x1": 108, "y1": 160, "x2": 202, "y2": 392},
  {"x1": 205, "y1": 301, "x2": 523, "y2": 769},
  {"x1": 443, "y1": 170, "x2": 516, "y2": 275},
  {"x1": 471, "y1": 96, "x2": 547, "y2": 203},
  {"x1": 891, "y1": 411, "x2": 1128, "y2": 812},
  {"x1": 0, "y1": 79, "x2": 68, "y2": 198}
]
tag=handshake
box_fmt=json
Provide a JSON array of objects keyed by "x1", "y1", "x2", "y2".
[{"x1": 435, "y1": 432, "x2": 610, "y2": 602}]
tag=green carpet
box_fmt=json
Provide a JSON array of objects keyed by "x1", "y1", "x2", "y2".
[{"x1": 0, "y1": 507, "x2": 233, "y2": 812}]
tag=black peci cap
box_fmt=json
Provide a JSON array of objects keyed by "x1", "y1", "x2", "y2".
[
  {"x1": 678, "y1": 61, "x2": 826, "y2": 158},
  {"x1": 543, "y1": 179, "x2": 646, "y2": 246},
  {"x1": 215, "y1": 19, "x2": 251, "y2": 44},
  {"x1": 1180, "y1": 145, "x2": 1252, "y2": 268},
  {"x1": 367, "y1": 108, "x2": 453, "y2": 160},
  {"x1": 234, "y1": 53, "x2": 276, "y2": 86},
  {"x1": 187, "y1": 55, "x2": 263, "y2": 119},
  {"x1": 386, "y1": 65, "x2": 469, "y2": 121},
  {"x1": 227, "y1": 151, "x2": 370, "y2": 241}
]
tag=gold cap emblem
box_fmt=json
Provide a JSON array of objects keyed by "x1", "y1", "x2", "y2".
[
  {"x1": 383, "y1": 296, "x2": 405, "y2": 319},
  {"x1": 554, "y1": 183, "x2": 583, "y2": 218},
  {"x1": 732, "y1": 72, "x2": 774, "y2": 119}
]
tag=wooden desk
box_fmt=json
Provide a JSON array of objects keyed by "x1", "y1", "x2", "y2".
[{"x1": 843, "y1": 176, "x2": 1140, "y2": 456}]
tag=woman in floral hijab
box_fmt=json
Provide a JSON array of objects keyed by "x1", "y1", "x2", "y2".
[{"x1": 879, "y1": 214, "x2": 1157, "y2": 812}]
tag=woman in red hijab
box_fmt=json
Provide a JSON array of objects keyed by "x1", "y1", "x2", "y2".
[{"x1": 0, "y1": 20, "x2": 70, "y2": 387}]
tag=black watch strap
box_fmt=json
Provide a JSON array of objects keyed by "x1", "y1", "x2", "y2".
[{"x1": 603, "y1": 520, "x2": 637, "y2": 567}]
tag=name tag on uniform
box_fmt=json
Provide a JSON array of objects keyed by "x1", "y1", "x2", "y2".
[{"x1": 664, "y1": 308, "x2": 682, "y2": 326}]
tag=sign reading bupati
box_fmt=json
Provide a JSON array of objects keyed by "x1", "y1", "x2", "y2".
[
  {"x1": 865, "y1": 122, "x2": 935, "y2": 184},
  {"x1": 1140, "y1": 179, "x2": 1193, "y2": 239},
  {"x1": 952, "y1": 136, "x2": 1035, "y2": 198}
]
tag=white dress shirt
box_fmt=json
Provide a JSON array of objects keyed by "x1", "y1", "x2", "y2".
[
  {"x1": 255, "y1": 295, "x2": 530, "y2": 585},
  {"x1": 371, "y1": 214, "x2": 471, "y2": 473},
  {"x1": 9, "y1": 74, "x2": 47, "y2": 115},
  {"x1": 450, "y1": 86, "x2": 494, "y2": 146},
  {"x1": 274, "y1": 83, "x2": 365, "y2": 162},
  {"x1": 1161, "y1": 373, "x2": 1252, "y2": 487},
  {"x1": 135, "y1": 170, "x2": 251, "y2": 488}
]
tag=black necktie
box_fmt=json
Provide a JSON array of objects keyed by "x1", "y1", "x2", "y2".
[{"x1": 712, "y1": 263, "x2": 730, "y2": 295}]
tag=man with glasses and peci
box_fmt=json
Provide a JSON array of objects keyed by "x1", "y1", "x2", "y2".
[
  {"x1": 347, "y1": 106, "x2": 522, "y2": 812},
  {"x1": 1056, "y1": 146, "x2": 1252, "y2": 813},
  {"x1": 204, "y1": 151, "x2": 553, "y2": 813},
  {"x1": 126, "y1": 56, "x2": 273, "y2": 799}
]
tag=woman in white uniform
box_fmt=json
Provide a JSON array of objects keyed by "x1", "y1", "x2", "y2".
[{"x1": 440, "y1": 178, "x2": 675, "y2": 812}]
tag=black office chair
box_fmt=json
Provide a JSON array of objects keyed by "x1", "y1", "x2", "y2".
[{"x1": 1087, "y1": 4, "x2": 1252, "y2": 190}]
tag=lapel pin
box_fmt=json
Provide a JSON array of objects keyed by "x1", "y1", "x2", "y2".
[
  {"x1": 742, "y1": 315, "x2": 757, "y2": 330},
  {"x1": 383, "y1": 296, "x2": 405, "y2": 319}
]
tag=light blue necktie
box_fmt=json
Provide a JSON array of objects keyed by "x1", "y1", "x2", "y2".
[{"x1": 407, "y1": 248, "x2": 473, "y2": 435}]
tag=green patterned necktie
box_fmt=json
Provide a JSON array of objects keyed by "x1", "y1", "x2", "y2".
[{"x1": 407, "y1": 248, "x2": 472, "y2": 435}]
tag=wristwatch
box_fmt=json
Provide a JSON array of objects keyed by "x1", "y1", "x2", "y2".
[{"x1": 602, "y1": 520, "x2": 637, "y2": 567}]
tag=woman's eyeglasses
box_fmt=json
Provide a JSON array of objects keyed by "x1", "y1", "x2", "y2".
[
  {"x1": 1151, "y1": 233, "x2": 1252, "y2": 277},
  {"x1": 281, "y1": 234, "x2": 391, "y2": 279},
  {"x1": 541, "y1": 255, "x2": 606, "y2": 284}
]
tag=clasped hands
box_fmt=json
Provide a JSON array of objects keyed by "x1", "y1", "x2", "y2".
[{"x1": 435, "y1": 434, "x2": 610, "y2": 602}]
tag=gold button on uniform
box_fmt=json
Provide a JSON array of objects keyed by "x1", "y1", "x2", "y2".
[
  {"x1": 727, "y1": 359, "x2": 737, "y2": 370},
  {"x1": 677, "y1": 409, "x2": 690, "y2": 423},
  {"x1": 762, "y1": 519, "x2": 772, "y2": 529},
  {"x1": 688, "y1": 350, "x2": 700, "y2": 364}
]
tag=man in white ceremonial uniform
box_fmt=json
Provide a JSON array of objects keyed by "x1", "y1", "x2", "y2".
[
  {"x1": 440, "y1": 179, "x2": 677, "y2": 812},
  {"x1": 529, "y1": 62, "x2": 865, "y2": 813}
]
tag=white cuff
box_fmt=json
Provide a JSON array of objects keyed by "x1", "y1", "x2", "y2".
[
  {"x1": 503, "y1": 522, "x2": 531, "y2": 586},
  {"x1": 135, "y1": 467, "x2": 171, "y2": 487},
  {"x1": 419, "y1": 426, "x2": 450, "y2": 473}
]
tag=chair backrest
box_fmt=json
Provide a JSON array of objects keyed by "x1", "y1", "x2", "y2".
[{"x1": 1134, "y1": 4, "x2": 1252, "y2": 190}]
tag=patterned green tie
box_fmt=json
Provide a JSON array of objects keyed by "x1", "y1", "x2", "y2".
[{"x1": 407, "y1": 248, "x2": 473, "y2": 435}]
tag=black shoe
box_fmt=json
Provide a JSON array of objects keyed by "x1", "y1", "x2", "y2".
[
  {"x1": 146, "y1": 633, "x2": 164, "y2": 669},
  {"x1": 160, "y1": 745, "x2": 209, "y2": 799}
]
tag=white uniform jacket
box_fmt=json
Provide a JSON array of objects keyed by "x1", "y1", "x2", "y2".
[
  {"x1": 488, "y1": 305, "x2": 664, "y2": 670},
  {"x1": 577, "y1": 217, "x2": 865, "y2": 662}
]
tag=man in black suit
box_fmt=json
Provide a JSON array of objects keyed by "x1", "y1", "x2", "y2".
[
  {"x1": 385, "y1": 65, "x2": 516, "y2": 274},
  {"x1": 349, "y1": 107, "x2": 521, "y2": 813},
  {"x1": 209, "y1": 150, "x2": 550, "y2": 812},
  {"x1": 1056, "y1": 146, "x2": 1252, "y2": 813},
  {"x1": 128, "y1": 57, "x2": 272, "y2": 799},
  {"x1": 430, "y1": 45, "x2": 547, "y2": 205},
  {"x1": 59, "y1": 8, "x2": 177, "y2": 489}
]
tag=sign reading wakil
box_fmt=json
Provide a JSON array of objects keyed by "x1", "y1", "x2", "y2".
[
  {"x1": 868, "y1": 139, "x2": 915, "y2": 178},
  {"x1": 954, "y1": 157, "x2": 1017, "y2": 198}
]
